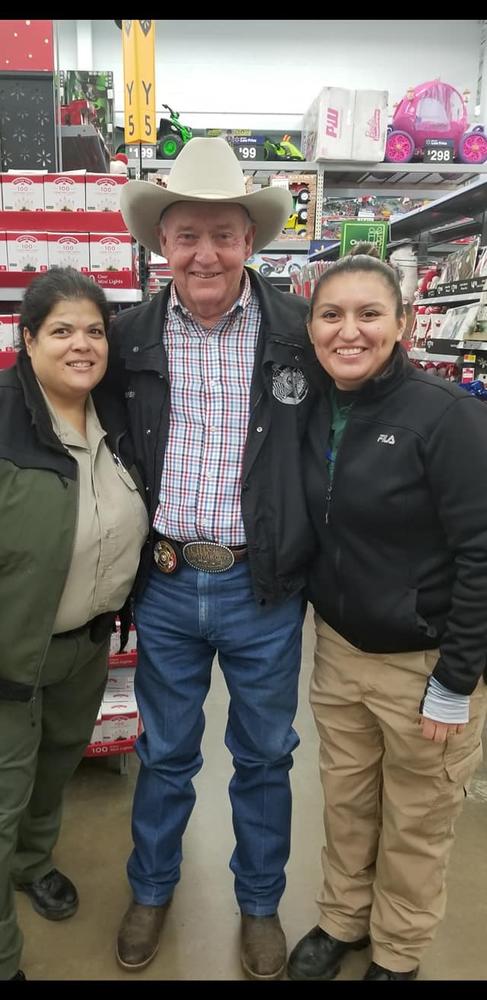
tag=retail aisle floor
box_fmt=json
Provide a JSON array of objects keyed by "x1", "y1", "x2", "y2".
[{"x1": 17, "y1": 611, "x2": 487, "y2": 981}]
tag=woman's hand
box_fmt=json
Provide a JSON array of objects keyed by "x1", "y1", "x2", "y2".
[{"x1": 419, "y1": 717, "x2": 466, "y2": 742}]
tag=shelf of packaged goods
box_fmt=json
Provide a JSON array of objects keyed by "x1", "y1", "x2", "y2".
[
  {"x1": 0, "y1": 211, "x2": 129, "y2": 233},
  {"x1": 142, "y1": 159, "x2": 487, "y2": 187},
  {"x1": 0, "y1": 273, "x2": 142, "y2": 302},
  {"x1": 84, "y1": 649, "x2": 138, "y2": 762},
  {"x1": 415, "y1": 293, "x2": 483, "y2": 306},
  {"x1": 408, "y1": 348, "x2": 463, "y2": 362},
  {"x1": 420, "y1": 338, "x2": 487, "y2": 356},
  {"x1": 84, "y1": 737, "x2": 137, "y2": 759}
]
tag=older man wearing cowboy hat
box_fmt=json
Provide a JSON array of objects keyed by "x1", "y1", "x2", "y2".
[{"x1": 95, "y1": 137, "x2": 321, "y2": 980}]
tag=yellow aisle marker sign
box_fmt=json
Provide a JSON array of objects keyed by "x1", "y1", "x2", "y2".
[{"x1": 122, "y1": 19, "x2": 156, "y2": 144}]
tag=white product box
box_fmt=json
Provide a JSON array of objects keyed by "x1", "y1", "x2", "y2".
[
  {"x1": 109, "y1": 624, "x2": 137, "y2": 657},
  {"x1": 0, "y1": 315, "x2": 13, "y2": 350},
  {"x1": 44, "y1": 173, "x2": 86, "y2": 211},
  {"x1": 89, "y1": 232, "x2": 132, "y2": 272},
  {"x1": 11, "y1": 314, "x2": 20, "y2": 348},
  {"x1": 102, "y1": 695, "x2": 138, "y2": 741},
  {"x1": 89, "y1": 708, "x2": 103, "y2": 745},
  {"x1": 0, "y1": 231, "x2": 7, "y2": 271},
  {"x1": 126, "y1": 626, "x2": 137, "y2": 653},
  {"x1": 3, "y1": 173, "x2": 45, "y2": 211},
  {"x1": 351, "y1": 90, "x2": 388, "y2": 161},
  {"x1": 6, "y1": 232, "x2": 48, "y2": 273},
  {"x1": 86, "y1": 173, "x2": 128, "y2": 212},
  {"x1": 430, "y1": 314, "x2": 447, "y2": 338},
  {"x1": 302, "y1": 87, "x2": 354, "y2": 161},
  {"x1": 47, "y1": 232, "x2": 90, "y2": 271},
  {"x1": 104, "y1": 667, "x2": 136, "y2": 696}
]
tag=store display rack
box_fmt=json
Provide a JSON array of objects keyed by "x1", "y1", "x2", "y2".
[{"x1": 0, "y1": 211, "x2": 142, "y2": 303}]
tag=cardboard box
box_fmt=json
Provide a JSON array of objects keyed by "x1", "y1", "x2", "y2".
[
  {"x1": 47, "y1": 232, "x2": 90, "y2": 271},
  {"x1": 109, "y1": 624, "x2": 137, "y2": 657},
  {"x1": 3, "y1": 173, "x2": 45, "y2": 210},
  {"x1": 89, "y1": 232, "x2": 133, "y2": 272},
  {"x1": 44, "y1": 173, "x2": 86, "y2": 211},
  {"x1": 89, "y1": 709, "x2": 103, "y2": 745},
  {"x1": 6, "y1": 232, "x2": 48, "y2": 272},
  {"x1": 104, "y1": 666, "x2": 136, "y2": 695},
  {"x1": 351, "y1": 90, "x2": 388, "y2": 161},
  {"x1": 0, "y1": 231, "x2": 7, "y2": 271},
  {"x1": 86, "y1": 173, "x2": 128, "y2": 212},
  {"x1": 102, "y1": 694, "x2": 138, "y2": 741},
  {"x1": 0, "y1": 315, "x2": 13, "y2": 350},
  {"x1": 302, "y1": 87, "x2": 354, "y2": 161},
  {"x1": 11, "y1": 314, "x2": 20, "y2": 348}
]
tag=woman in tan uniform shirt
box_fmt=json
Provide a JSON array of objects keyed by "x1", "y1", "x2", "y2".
[{"x1": 0, "y1": 267, "x2": 148, "y2": 981}]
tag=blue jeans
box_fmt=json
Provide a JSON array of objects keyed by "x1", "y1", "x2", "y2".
[{"x1": 128, "y1": 561, "x2": 305, "y2": 915}]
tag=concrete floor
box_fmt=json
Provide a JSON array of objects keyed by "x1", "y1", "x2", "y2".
[{"x1": 16, "y1": 612, "x2": 487, "y2": 981}]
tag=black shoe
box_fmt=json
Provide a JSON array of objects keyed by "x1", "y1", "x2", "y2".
[
  {"x1": 17, "y1": 868, "x2": 78, "y2": 921},
  {"x1": 364, "y1": 961, "x2": 418, "y2": 980},
  {"x1": 287, "y1": 925, "x2": 370, "y2": 981},
  {"x1": 10, "y1": 970, "x2": 26, "y2": 980}
]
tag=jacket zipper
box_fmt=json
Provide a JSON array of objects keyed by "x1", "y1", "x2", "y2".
[{"x1": 325, "y1": 483, "x2": 333, "y2": 525}]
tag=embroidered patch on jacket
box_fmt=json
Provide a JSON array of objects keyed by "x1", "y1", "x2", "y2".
[{"x1": 272, "y1": 365, "x2": 308, "y2": 405}]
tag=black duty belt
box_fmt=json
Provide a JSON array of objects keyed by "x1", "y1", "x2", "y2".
[{"x1": 154, "y1": 536, "x2": 248, "y2": 574}]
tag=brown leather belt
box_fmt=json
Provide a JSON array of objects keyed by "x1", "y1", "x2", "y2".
[{"x1": 154, "y1": 536, "x2": 248, "y2": 574}]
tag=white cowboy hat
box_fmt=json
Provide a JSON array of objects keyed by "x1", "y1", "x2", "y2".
[{"x1": 119, "y1": 137, "x2": 293, "y2": 255}]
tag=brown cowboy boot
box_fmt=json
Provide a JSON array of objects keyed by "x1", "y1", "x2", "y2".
[
  {"x1": 240, "y1": 912, "x2": 286, "y2": 980},
  {"x1": 116, "y1": 899, "x2": 172, "y2": 970}
]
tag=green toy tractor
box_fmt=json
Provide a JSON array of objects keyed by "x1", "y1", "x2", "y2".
[
  {"x1": 263, "y1": 135, "x2": 304, "y2": 161},
  {"x1": 157, "y1": 104, "x2": 193, "y2": 158}
]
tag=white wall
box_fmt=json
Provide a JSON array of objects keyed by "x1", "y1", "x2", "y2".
[{"x1": 56, "y1": 20, "x2": 482, "y2": 131}]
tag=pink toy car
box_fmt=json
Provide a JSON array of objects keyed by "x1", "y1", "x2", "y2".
[{"x1": 385, "y1": 80, "x2": 487, "y2": 164}]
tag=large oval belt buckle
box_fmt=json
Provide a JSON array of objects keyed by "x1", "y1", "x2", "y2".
[
  {"x1": 154, "y1": 539, "x2": 179, "y2": 574},
  {"x1": 182, "y1": 541, "x2": 234, "y2": 573}
]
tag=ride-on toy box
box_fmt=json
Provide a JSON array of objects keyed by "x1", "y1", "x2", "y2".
[{"x1": 385, "y1": 80, "x2": 487, "y2": 164}]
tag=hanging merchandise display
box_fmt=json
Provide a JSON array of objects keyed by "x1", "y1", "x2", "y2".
[
  {"x1": 121, "y1": 19, "x2": 156, "y2": 150},
  {"x1": 58, "y1": 71, "x2": 115, "y2": 152}
]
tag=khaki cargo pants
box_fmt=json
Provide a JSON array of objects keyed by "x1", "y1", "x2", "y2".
[{"x1": 311, "y1": 616, "x2": 487, "y2": 973}]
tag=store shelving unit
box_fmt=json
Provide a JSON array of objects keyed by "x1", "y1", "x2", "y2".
[
  {"x1": 141, "y1": 158, "x2": 487, "y2": 243},
  {"x1": 0, "y1": 210, "x2": 142, "y2": 304},
  {"x1": 84, "y1": 649, "x2": 139, "y2": 776}
]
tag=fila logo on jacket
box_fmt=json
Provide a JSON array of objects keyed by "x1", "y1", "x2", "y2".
[{"x1": 377, "y1": 433, "x2": 396, "y2": 445}]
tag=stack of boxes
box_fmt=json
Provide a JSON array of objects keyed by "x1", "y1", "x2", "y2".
[
  {"x1": 301, "y1": 86, "x2": 389, "y2": 162},
  {"x1": 0, "y1": 313, "x2": 19, "y2": 359},
  {"x1": 88, "y1": 624, "x2": 140, "y2": 751},
  {"x1": 0, "y1": 169, "x2": 135, "y2": 285}
]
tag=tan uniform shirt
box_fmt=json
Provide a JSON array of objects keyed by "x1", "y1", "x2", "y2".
[{"x1": 41, "y1": 390, "x2": 148, "y2": 633}]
